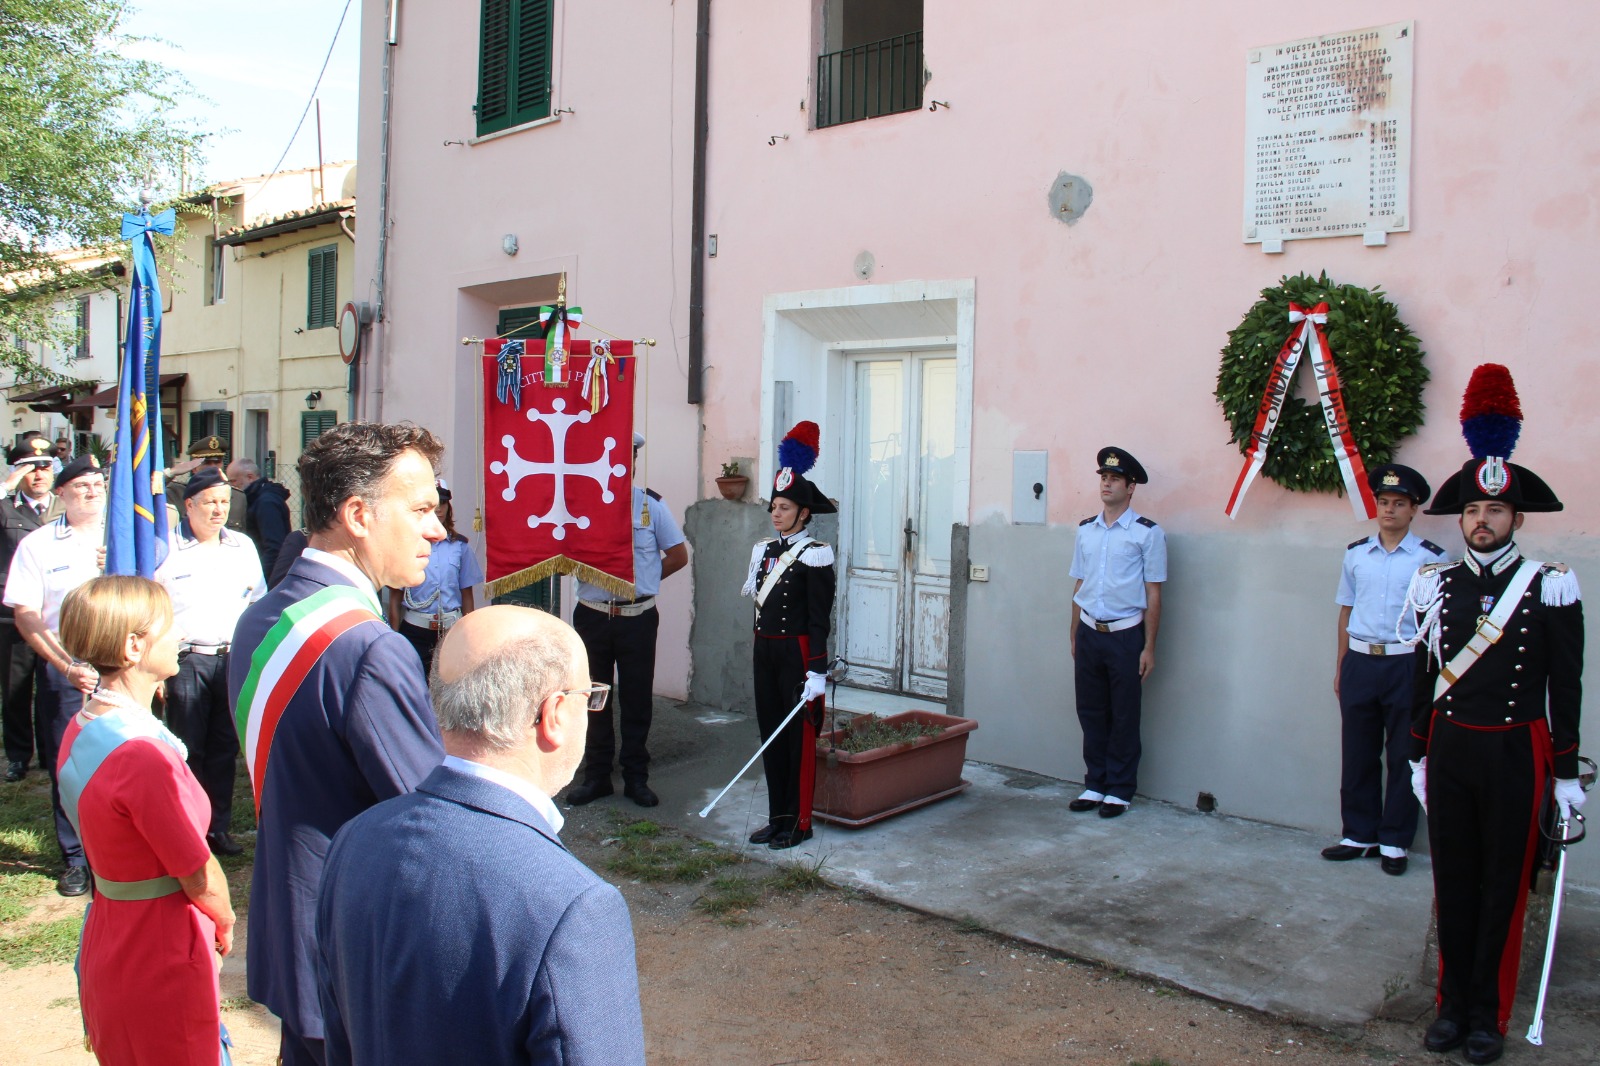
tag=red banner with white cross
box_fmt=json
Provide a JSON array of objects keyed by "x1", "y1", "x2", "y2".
[{"x1": 481, "y1": 340, "x2": 636, "y2": 599}]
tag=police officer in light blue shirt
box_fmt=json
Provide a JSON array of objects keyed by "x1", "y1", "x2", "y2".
[
  {"x1": 565, "y1": 433, "x2": 688, "y2": 808},
  {"x1": 1323, "y1": 462, "x2": 1443, "y2": 876},
  {"x1": 1068, "y1": 447, "x2": 1167, "y2": 819}
]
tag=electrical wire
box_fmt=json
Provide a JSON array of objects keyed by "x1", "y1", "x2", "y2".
[{"x1": 254, "y1": 0, "x2": 355, "y2": 196}]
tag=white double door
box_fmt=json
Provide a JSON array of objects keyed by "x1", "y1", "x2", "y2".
[{"x1": 840, "y1": 351, "x2": 957, "y2": 698}]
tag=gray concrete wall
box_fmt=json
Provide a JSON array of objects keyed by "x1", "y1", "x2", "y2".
[
  {"x1": 687, "y1": 504, "x2": 1600, "y2": 884},
  {"x1": 685, "y1": 500, "x2": 839, "y2": 711}
]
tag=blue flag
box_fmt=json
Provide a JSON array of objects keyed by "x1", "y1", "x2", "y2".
[{"x1": 106, "y1": 209, "x2": 175, "y2": 578}]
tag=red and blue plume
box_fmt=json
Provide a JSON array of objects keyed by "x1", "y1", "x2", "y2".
[
  {"x1": 777, "y1": 420, "x2": 820, "y2": 475},
  {"x1": 1459, "y1": 363, "x2": 1522, "y2": 460}
]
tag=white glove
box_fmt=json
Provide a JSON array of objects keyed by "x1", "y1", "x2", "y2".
[
  {"x1": 801, "y1": 672, "x2": 827, "y2": 702},
  {"x1": 1555, "y1": 778, "x2": 1587, "y2": 823},
  {"x1": 1409, "y1": 759, "x2": 1427, "y2": 813}
]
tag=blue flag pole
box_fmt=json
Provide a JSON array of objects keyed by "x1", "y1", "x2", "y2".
[{"x1": 105, "y1": 208, "x2": 175, "y2": 578}]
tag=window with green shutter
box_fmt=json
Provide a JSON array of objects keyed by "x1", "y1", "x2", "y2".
[
  {"x1": 476, "y1": 0, "x2": 554, "y2": 137},
  {"x1": 307, "y1": 245, "x2": 338, "y2": 330},
  {"x1": 301, "y1": 410, "x2": 337, "y2": 449}
]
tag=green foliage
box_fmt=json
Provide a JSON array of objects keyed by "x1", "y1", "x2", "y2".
[
  {"x1": 1215, "y1": 272, "x2": 1428, "y2": 495},
  {"x1": 605, "y1": 819, "x2": 743, "y2": 883},
  {"x1": 0, "y1": 0, "x2": 204, "y2": 346}
]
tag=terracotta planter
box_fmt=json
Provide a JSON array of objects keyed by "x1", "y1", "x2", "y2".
[
  {"x1": 813, "y1": 710, "x2": 978, "y2": 827},
  {"x1": 714, "y1": 475, "x2": 748, "y2": 500}
]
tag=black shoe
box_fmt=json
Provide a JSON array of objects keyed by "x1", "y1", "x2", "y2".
[
  {"x1": 768, "y1": 827, "x2": 813, "y2": 850},
  {"x1": 623, "y1": 780, "x2": 659, "y2": 808},
  {"x1": 4, "y1": 760, "x2": 24, "y2": 782},
  {"x1": 1381, "y1": 855, "x2": 1408, "y2": 876},
  {"x1": 1068, "y1": 798, "x2": 1100, "y2": 813},
  {"x1": 1098, "y1": 801, "x2": 1129, "y2": 819},
  {"x1": 207, "y1": 832, "x2": 243, "y2": 857},
  {"x1": 748, "y1": 823, "x2": 779, "y2": 845},
  {"x1": 1463, "y1": 1029, "x2": 1503, "y2": 1064},
  {"x1": 565, "y1": 778, "x2": 614, "y2": 806},
  {"x1": 57, "y1": 866, "x2": 89, "y2": 897},
  {"x1": 1423, "y1": 1016, "x2": 1465, "y2": 1053},
  {"x1": 1321, "y1": 844, "x2": 1380, "y2": 861}
]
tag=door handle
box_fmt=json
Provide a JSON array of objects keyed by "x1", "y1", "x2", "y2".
[{"x1": 904, "y1": 518, "x2": 918, "y2": 556}]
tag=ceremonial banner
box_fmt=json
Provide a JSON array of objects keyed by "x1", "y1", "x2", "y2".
[
  {"x1": 482, "y1": 342, "x2": 636, "y2": 598},
  {"x1": 1224, "y1": 302, "x2": 1377, "y2": 521},
  {"x1": 106, "y1": 208, "x2": 175, "y2": 577}
]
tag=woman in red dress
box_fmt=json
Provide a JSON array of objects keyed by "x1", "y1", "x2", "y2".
[{"x1": 56, "y1": 575, "x2": 236, "y2": 1065}]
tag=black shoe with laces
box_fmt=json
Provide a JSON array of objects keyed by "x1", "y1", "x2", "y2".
[{"x1": 57, "y1": 866, "x2": 89, "y2": 897}]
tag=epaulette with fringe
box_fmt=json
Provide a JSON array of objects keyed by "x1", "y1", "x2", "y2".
[
  {"x1": 1397, "y1": 560, "x2": 1461, "y2": 662},
  {"x1": 1539, "y1": 562, "x2": 1581, "y2": 607},
  {"x1": 800, "y1": 541, "x2": 834, "y2": 567},
  {"x1": 740, "y1": 539, "x2": 774, "y2": 598}
]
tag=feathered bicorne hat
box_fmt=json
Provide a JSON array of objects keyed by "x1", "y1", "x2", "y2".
[
  {"x1": 769, "y1": 421, "x2": 836, "y2": 515},
  {"x1": 1424, "y1": 364, "x2": 1562, "y2": 514}
]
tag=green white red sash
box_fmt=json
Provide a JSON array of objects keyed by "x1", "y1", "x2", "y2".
[{"x1": 234, "y1": 584, "x2": 380, "y2": 816}]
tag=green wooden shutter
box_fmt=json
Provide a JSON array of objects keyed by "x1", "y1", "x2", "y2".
[
  {"x1": 476, "y1": 0, "x2": 552, "y2": 136},
  {"x1": 215, "y1": 411, "x2": 234, "y2": 463},
  {"x1": 301, "y1": 410, "x2": 336, "y2": 449},
  {"x1": 477, "y1": 0, "x2": 512, "y2": 135},
  {"x1": 512, "y1": 0, "x2": 553, "y2": 122},
  {"x1": 307, "y1": 246, "x2": 338, "y2": 330},
  {"x1": 188, "y1": 411, "x2": 206, "y2": 453}
]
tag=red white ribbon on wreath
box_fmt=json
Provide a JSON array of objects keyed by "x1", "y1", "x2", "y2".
[
  {"x1": 1224, "y1": 302, "x2": 1378, "y2": 521},
  {"x1": 580, "y1": 339, "x2": 612, "y2": 414}
]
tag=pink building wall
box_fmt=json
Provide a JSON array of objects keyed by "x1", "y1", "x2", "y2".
[{"x1": 355, "y1": 0, "x2": 702, "y2": 697}]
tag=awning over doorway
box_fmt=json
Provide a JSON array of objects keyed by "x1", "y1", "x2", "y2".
[{"x1": 67, "y1": 373, "x2": 188, "y2": 409}]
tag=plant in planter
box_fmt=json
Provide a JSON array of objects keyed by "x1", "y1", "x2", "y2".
[
  {"x1": 714, "y1": 459, "x2": 748, "y2": 500},
  {"x1": 813, "y1": 709, "x2": 978, "y2": 827}
]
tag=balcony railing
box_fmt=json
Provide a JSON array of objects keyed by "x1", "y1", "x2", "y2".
[{"x1": 816, "y1": 31, "x2": 923, "y2": 129}]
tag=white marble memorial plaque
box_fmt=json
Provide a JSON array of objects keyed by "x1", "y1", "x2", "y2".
[{"x1": 1243, "y1": 21, "x2": 1413, "y2": 245}]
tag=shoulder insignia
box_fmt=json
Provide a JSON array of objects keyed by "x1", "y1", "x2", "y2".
[
  {"x1": 1347, "y1": 536, "x2": 1370, "y2": 550},
  {"x1": 1136, "y1": 516, "x2": 1157, "y2": 528},
  {"x1": 1420, "y1": 539, "x2": 1445, "y2": 556},
  {"x1": 801, "y1": 541, "x2": 834, "y2": 566},
  {"x1": 1078, "y1": 516, "x2": 1095, "y2": 526},
  {"x1": 645, "y1": 488, "x2": 662, "y2": 502},
  {"x1": 1539, "y1": 562, "x2": 1581, "y2": 607}
]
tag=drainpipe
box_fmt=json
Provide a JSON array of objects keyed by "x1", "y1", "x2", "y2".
[
  {"x1": 686, "y1": 0, "x2": 710, "y2": 405},
  {"x1": 369, "y1": 0, "x2": 401, "y2": 421}
]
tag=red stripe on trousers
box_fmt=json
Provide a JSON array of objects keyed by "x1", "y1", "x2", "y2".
[{"x1": 797, "y1": 635, "x2": 818, "y2": 832}]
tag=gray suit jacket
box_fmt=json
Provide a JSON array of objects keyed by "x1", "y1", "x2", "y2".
[{"x1": 316, "y1": 763, "x2": 646, "y2": 1066}]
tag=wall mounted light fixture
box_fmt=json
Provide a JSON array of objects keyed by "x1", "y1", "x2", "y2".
[{"x1": 305, "y1": 390, "x2": 322, "y2": 411}]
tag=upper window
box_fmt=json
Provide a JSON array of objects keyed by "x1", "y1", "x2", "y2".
[
  {"x1": 477, "y1": 0, "x2": 554, "y2": 137},
  {"x1": 816, "y1": 0, "x2": 924, "y2": 129},
  {"x1": 307, "y1": 245, "x2": 338, "y2": 330},
  {"x1": 204, "y1": 236, "x2": 226, "y2": 305},
  {"x1": 74, "y1": 296, "x2": 91, "y2": 360}
]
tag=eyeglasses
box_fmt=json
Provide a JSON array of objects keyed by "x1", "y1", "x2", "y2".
[{"x1": 554, "y1": 682, "x2": 611, "y2": 712}]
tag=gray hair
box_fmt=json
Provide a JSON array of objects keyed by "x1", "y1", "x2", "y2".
[
  {"x1": 230, "y1": 458, "x2": 260, "y2": 479},
  {"x1": 429, "y1": 633, "x2": 573, "y2": 750}
]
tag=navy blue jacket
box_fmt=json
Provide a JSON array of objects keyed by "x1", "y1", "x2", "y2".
[
  {"x1": 227, "y1": 555, "x2": 444, "y2": 1039},
  {"x1": 316, "y1": 764, "x2": 646, "y2": 1066}
]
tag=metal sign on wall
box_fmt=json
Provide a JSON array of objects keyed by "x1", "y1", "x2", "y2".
[{"x1": 1243, "y1": 21, "x2": 1414, "y2": 248}]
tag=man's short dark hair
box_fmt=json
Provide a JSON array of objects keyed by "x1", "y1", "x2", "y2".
[{"x1": 299, "y1": 421, "x2": 444, "y2": 534}]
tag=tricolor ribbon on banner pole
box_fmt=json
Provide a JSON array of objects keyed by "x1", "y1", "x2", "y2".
[
  {"x1": 538, "y1": 304, "x2": 583, "y2": 386},
  {"x1": 1224, "y1": 302, "x2": 1378, "y2": 521}
]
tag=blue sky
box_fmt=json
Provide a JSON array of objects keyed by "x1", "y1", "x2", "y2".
[{"x1": 120, "y1": 0, "x2": 362, "y2": 188}]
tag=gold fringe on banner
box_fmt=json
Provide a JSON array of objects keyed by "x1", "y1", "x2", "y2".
[{"x1": 488, "y1": 556, "x2": 636, "y2": 603}]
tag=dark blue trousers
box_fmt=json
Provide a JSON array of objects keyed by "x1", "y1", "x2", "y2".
[
  {"x1": 164, "y1": 652, "x2": 238, "y2": 837},
  {"x1": 1074, "y1": 622, "x2": 1145, "y2": 803},
  {"x1": 1336, "y1": 650, "x2": 1418, "y2": 848},
  {"x1": 39, "y1": 664, "x2": 85, "y2": 867}
]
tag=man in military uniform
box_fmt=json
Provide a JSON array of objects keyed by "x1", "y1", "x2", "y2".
[
  {"x1": 566, "y1": 432, "x2": 689, "y2": 808},
  {"x1": 1408, "y1": 371, "x2": 1584, "y2": 1064},
  {"x1": 742, "y1": 421, "x2": 836, "y2": 850},
  {"x1": 2, "y1": 454, "x2": 107, "y2": 895},
  {"x1": 1322, "y1": 463, "x2": 1443, "y2": 876},
  {"x1": 0, "y1": 438, "x2": 61, "y2": 780},
  {"x1": 155, "y1": 466, "x2": 267, "y2": 855},
  {"x1": 166, "y1": 435, "x2": 249, "y2": 538},
  {"x1": 1068, "y1": 447, "x2": 1166, "y2": 819}
]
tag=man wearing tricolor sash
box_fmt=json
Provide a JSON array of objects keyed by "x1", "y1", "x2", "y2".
[{"x1": 227, "y1": 422, "x2": 447, "y2": 1066}]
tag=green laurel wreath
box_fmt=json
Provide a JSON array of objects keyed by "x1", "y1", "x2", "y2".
[{"x1": 1215, "y1": 272, "x2": 1428, "y2": 495}]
